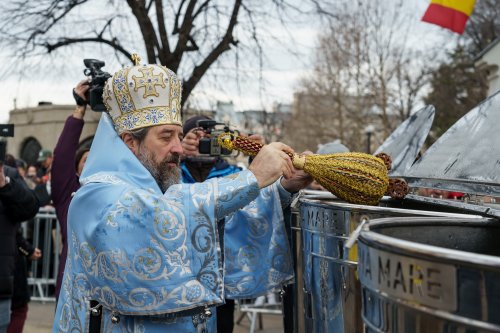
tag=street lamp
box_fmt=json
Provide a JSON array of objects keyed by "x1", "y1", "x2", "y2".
[{"x1": 364, "y1": 124, "x2": 375, "y2": 154}]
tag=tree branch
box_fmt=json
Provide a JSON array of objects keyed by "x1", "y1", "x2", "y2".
[
  {"x1": 45, "y1": 37, "x2": 133, "y2": 60},
  {"x1": 146, "y1": 0, "x2": 154, "y2": 13},
  {"x1": 173, "y1": 0, "x2": 188, "y2": 34},
  {"x1": 192, "y1": 0, "x2": 211, "y2": 20},
  {"x1": 182, "y1": 0, "x2": 241, "y2": 105},
  {"x1": 25, "y1": 0, "x2": 89, "y2": 44},
  {"x1": 97, "y1": 18, "x2": 114, "y2": 38},
  {"x1": 126, "y1": 0, "x2": 160, "y2": 63},
  {"x1": 155, "y1": 0, "x2": 171, "y2": 64},
  {"x1": 171, "y1": 0, "x2": 198, "y2": 69}
]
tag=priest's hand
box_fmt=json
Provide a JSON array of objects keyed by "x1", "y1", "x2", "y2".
[
  {"x1": 280, "y1": 151, "x2": 314, "y2": 193},
  {"x1": 249, "y1": 142, "x2": 294, "y2": 189}
]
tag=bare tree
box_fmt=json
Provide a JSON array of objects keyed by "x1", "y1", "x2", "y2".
[
  {"x1": 0, "y1": 0, "x2": 331, "y2": 109},
  {"x1": 423, "y1": 0, "x2": 499, "y2": 143},
  {"x1": 464, "y1": 0, "x2": 500, "y2": 56},
  {"x1": 284, "y1": 0, "x2": 433, "y2": 152}
]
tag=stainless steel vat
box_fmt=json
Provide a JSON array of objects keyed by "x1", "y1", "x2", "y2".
[
  {"x1": 290, "y1": 92, "x2": 500, "y2": 333},
  {"x1": 358, "y1": 216, "x2": 500, "y2": 333},
  {"x1": 297, "y1": 196, "x2": 480, "y2": 333}
]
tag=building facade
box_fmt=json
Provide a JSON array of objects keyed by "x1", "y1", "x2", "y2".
[
  {"x1": 6, "y1": 103, "x2": 101, "y2": 165},
  {"x1": 475, "y1": 37, "x2": 500, "y2": 97},
  {"x1": 6, "y1": 100, "x2": 293, "y2": 165}
]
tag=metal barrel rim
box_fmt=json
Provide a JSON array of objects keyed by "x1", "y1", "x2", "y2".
[{"x1": 359, "y1": 216, "x2": 500, "y2": 270}]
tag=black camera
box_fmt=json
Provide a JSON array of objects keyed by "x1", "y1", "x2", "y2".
[
  {"x1": 83, "y1": 59, "x2": 112, "y2": 112},
  {"x1": 0, "y1": 124, "x2": 14, "y2": 137},
  {"x1": 0, "y1": 124, "x2": 13, "y2": 161},
  {"x1": 197, "y1": 120, "x2": 234, "y2": 156}
]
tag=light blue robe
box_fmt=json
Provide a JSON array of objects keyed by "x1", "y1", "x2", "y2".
[{"x1": 53, "y1": 114, "x2": 293, "y2": 332}]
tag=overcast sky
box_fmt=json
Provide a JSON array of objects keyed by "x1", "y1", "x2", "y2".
[{"x1": 0, "y1": 0, "x2": 454, "y2": 124}]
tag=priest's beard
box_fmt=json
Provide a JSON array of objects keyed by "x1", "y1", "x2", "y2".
[{"x1": 137, "y1": 146, "x2": 181, "y2": 192}]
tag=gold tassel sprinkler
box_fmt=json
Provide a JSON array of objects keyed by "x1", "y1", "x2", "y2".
[{"x1": 218, "y1": 133, "x2": 403, "y2": 205}]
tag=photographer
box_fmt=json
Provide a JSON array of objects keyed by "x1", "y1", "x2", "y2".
[
  {"x1": 0, "y1": 164, "x2": 39, "y2": 333},
  {"x1": 183, "y1": 116, "x2": 258, "y2": 332},
  {"x1": 50, "y1": 79, "x2": 90, "y2": 301},
  {"x1": 181, "y1": 116, "x2": 244, "y2": 183},
  {"x1": 181, "y1": 116, "x2": 286, "y2": 333}
]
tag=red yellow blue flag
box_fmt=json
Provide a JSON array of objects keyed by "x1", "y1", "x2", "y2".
[{"x1": 422, "y1": 0, "x2": 476, "y2": 34}]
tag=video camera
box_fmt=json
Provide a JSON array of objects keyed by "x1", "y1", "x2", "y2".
[
  {"x1": 0, "y1": 124, "x2": 14, "y2": 137},
  {"x1": 0, "y1": 124, "x2": 13, "y2": 162},
  {"x1": 196, "y1": 120, "x2": 235, "y2": 156},
  {"x1": 83, "y1": 59, "x2": 112, "y2": 112}
]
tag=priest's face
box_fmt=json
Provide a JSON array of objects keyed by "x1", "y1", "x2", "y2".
[{"x1": 136, "y1": 124, "x2": 184, "y2": 192}]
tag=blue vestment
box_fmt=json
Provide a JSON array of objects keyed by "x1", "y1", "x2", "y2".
[{"x1": 53, "y1": 114, "x2": 293, "y2": 332}]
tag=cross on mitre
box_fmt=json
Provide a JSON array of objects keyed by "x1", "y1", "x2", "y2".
[{"x1": 132, "y1": 67, "x2": 166, "y2": 98}]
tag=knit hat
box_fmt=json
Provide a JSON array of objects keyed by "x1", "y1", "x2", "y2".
[{"x1": 183, "y1": 115, "x2": 212, "y2": 134}]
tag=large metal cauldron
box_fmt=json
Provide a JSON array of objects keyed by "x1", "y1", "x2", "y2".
[
  {"x1": 358, "y1": 216, "x2": 500, "y2": 332},
  {"x1": 288, "y1": 92, "x2": 500, "y2": 332},
  {"x1": 294, "y1": 196, "x2": 481, "y2": 333}
]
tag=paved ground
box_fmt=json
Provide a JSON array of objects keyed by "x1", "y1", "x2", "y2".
[{"x1": 24, "y1": 301, "x2": 284, "y2": 333}]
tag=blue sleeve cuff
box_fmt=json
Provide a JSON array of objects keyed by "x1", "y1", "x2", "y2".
[
  {"x1": 276, "y1": 176, "x2": 296, "y2": 209},
  {"x1": 215, "y1": 169, "x2": 260, "y2": 218}
]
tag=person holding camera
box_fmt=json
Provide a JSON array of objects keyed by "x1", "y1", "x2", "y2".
[
  {"x1": 0, "y1": 163, "x2": 39, "y2": 333},
  {"x1": 181, "y1": 116, "x2": 244, "y2": 182},
  {"x1": 50, "y1": 79, "x2": 90, "y2": 301},
  {"x1": 183, "y1": 117, "x2": 312, "y2": 332},
  {"x1": 53, "y1": 60, "x2": 312, "y2": 332},
  {"x1": 181, "y1": 115, "x2": 268, "y2": 333}
]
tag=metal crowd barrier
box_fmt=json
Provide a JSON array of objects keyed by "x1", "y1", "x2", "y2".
[
  {"x1": 21, "y1": 207, "x2": 60, "y2": 303},
  {"x1": 236, "y1": 294, "x2": 283, "y2": 333}
]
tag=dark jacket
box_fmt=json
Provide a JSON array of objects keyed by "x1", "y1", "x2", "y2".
[
  {"x1": 12, "y1": 229, "x2": 35, "y2": 308},
  {"x1": 0, "y1": 165, "x2": 40, "y2": 298},
  {"x1": 51, "y1": 116, "x2": 84, "y2": 299},
  {"x1": 181, "y1": 158, "x2": 242, "y2": 183},
  {"x1": 34, "y1": 182, "x2": 52, "y2": 207}
]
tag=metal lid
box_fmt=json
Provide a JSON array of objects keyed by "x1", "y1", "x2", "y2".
[
  {"x1": 405, "y1": 91, "x2": 500, "y2": 197},
  {"x1": 374, "y1": 105, "x2": 434, "y2": 176}
]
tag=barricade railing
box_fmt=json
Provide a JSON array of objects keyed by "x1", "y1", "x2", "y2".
[
  {"x1": 21, "y1": 207, "x2": 60, "y2": 303},
  {"x1": 236, "y1": 293, "x2": 283, "y2": 333}
]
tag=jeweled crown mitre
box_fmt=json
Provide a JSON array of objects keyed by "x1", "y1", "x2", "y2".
[{"x1": 103, "y1": 55, "x2": 182, "y2": 134}]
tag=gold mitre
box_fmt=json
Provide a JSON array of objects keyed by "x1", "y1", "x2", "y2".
[{"x1": 103, "y1": 54, "x2": 182, "y2": 134}]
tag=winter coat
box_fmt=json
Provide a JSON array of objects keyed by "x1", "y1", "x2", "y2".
[{"x1": 0, "y1": 165, "x2": 40, "y2": 298}]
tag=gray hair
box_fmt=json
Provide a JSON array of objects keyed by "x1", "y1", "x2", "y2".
[{"x1": 122, "y1": 127, "x2": 151, "y2": 145}]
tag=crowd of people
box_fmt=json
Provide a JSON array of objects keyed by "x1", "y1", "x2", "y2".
[
  {"x1": 0, "y1": 80, "x2": 99, "y2": 333},
  {"x1": 1, "y1": 145, "x2": 55, "y2": 333},
  {"x1": 0, "y1": 153, "x2": 40, "y2": 333}
]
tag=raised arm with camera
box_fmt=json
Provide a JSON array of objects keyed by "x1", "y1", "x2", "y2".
[{"x1": 50, "y1": 80, "x2": 90, "y2": 301}]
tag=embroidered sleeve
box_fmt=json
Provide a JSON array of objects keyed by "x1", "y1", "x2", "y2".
[
  {"x1": 172, "y1": 169, "x2": 260, "y2": 220},
  {"x1": 213, "y1": 169, "x2": 260, "y2": 218},
  {"x1": 69, "y1": 170, "x2": 260, "y2": 316},
  {"x1": 72, "y1": 185, "x2": 223, "y2": 315}
]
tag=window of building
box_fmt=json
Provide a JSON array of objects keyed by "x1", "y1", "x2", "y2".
[{"x1": 21, "y1": 137, "x2": 42, "y2": 165}]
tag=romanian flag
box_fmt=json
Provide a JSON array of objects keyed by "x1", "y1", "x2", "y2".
[{"x1": 421, "y1": 0, "x2": 476, "y2": 34}]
